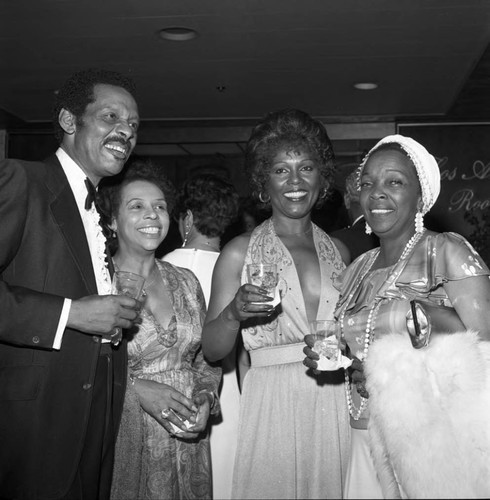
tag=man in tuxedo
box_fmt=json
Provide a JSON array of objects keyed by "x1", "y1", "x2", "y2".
[
  {"x1": 0, "y1": 69, "x2": 141, "y2": 499},
  {"x1": 331, "y1": 170, "x2": 379, "y2": 262}
]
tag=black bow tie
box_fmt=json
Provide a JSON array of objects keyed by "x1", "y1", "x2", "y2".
[{"x1": 84, "y1": 178, "x2": 97, "y2": 210}]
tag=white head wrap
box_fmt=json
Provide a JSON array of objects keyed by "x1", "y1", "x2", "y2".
[{"x1": 359, "y1": 134, "x2": 441, "y2": 214}]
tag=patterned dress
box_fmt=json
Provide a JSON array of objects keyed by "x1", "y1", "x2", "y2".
[
  {"x1": 111, "y1": 260, "x2": 221, "y2": 500},
  {"x1": 232, "y1": 219, "x2": 350, "y2": 499},
  {"x1": 163, "y1": 247, "x2": 241, "y2": 500},
  {"x1": 336, "y1": 232, "x2": 490, "y2": 498}
]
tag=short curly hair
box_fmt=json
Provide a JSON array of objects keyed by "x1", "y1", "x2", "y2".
[
  {"x1": 97, "y1": 158, "x2": 175, "y2": 254},
  {"x1": 175, "y1": 174, "x2": 239, "y2": 238},
  {"x1": 245, "y1": 108, "x2": 335, "y2": 208},
  {"x1": 52, "y1": 68, "x2": 137, "y2": 143}
]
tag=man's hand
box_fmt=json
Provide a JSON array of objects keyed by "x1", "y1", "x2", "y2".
[{"x1": 67, "y1": 294, "x2": 141, "y2": 337}]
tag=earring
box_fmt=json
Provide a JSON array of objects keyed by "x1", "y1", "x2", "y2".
[
  {"x1": 365, "y1": 222, "x2": 372, "y2": 235},
  {"x1": 415, "y1": 212, "x2": 424, "y2": 233},
  {"x1": 320, "y1": 187, "x2": 328, "y2": 200},
  {"x1": 182, "y1": 225, "x2": 190, "y2": 247},
  {"x1": 258, "y1": 192, "x2": 271, "y2": 204}
]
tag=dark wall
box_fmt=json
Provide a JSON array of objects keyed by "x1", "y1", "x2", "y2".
[
  {"x1": 7, "y1": 131, "x2": 58, "y2": 161},
  {"x1": 398, "y1": 123, "x2": 490, "y2": 263}
]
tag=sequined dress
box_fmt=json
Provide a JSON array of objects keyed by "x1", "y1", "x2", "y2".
[
  {"x1": 231, "y1": 219, "x2": 350, "y2": 499},
  {"x1": 111, "y1": 260, "x2": 221, "y2": 500}
]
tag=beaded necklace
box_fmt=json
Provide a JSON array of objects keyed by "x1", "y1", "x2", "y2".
[{"x1": 340, "y1": 228, "x2": 426, "y2": 420}]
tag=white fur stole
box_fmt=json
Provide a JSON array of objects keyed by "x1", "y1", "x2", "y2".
[{"x1": 365, "y1": 331, "x2": 490, "y2": 499}]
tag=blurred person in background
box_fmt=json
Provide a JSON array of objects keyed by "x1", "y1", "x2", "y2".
[
  {"x1": 163, "y1": 173, "x2": 240, "y2": 499},
  {"x1": 222, "y1": 196, "x2": 269, "y2": 246},
  {"x1": 330, "y1": 169, "x2": 379, "y2": 262}
]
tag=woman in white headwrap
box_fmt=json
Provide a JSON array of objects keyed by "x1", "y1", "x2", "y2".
[{"x1": 305, "y1": 135, "x2": 490, "y2": 499}]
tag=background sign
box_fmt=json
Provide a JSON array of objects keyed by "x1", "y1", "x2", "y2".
[{"x1": 398, "y1": 123, "x2": 490, "y2": 263}]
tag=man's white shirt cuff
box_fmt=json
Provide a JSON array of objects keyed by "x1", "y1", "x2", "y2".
[{"x1": 53, "y1": 298, "x2": 71, "y2": 350}]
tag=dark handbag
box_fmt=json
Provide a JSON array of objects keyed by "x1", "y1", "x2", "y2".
[{"x1": 406, "y1": 300, "x2": 466, "y2": 349}]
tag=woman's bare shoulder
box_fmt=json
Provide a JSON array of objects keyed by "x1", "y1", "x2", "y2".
[
  {"x1": 329, "y1": 235, "x2": 351, "y2": 265},
  {"x1": 221, "y1": 232, "x2": 252, "y2": 261}
]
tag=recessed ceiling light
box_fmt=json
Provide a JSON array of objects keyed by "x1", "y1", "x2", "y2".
[
  {"x1": 354, "y1": 82, "x2": 378, "y2": 90},
  {"x1": 158, "y1": 27, "x2": 198, "y2": 42}
]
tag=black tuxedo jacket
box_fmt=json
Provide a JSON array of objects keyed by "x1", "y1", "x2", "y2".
[
  {"x1": 0, "y1": 156, "x2": 127, "y2": 499},
  {"x1": 330, "y1": 217, "x2": 380, "y2": 262}
]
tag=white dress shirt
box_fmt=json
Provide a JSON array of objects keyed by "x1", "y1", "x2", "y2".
[{"x1": 52, "y1": 148, "x2": 112, "y2": 348}]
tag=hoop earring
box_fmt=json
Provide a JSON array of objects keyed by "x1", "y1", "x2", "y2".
[
  {"x1": 365, "y1": 222, "x2": 372, "y2": 235},
  {"x1": 258, "y1": 191, "x2": 271, "y2": 204},
  {"x1": 415, "y1": 212, "x2": 424, "y2": 233},
  {"x1": 320, "y1": 187, "x2": 328, "y2": 200}
]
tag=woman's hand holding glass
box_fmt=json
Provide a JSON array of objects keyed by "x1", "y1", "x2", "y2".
[
  {"x1": 228, "y1": 283, "x2": 276, "y2": 321},
  {"x1": 133, "y1": 378, "x2": 202, "y2": 438},
  {"x1": 226, "y1": 263, "x2": 279, "y2": 321},
  {"x1": 163, "y1": 392, "x2": 213, "y2": 438},
  {"x1": 303, "y1": 324, "x2": 350, "y2": 373}
]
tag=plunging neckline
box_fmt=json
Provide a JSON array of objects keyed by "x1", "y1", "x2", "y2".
[
  {"x1": 143, "y1": 308, "x2": 178, "y2": 348},
  {"x1": 269, "y1": 219, "x2": 326, "y2": 323},
  {"x1": 141, "y1": 261, "x2": 178, "y2": 345}
]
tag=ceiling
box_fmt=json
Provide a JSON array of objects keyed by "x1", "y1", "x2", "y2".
[{"x1": 1, "y1": 0, "x2": 490, "y2": 132}]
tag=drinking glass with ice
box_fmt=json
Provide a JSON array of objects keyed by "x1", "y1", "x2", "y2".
[
  {"x1": 309, "y1": 320, "x2": 340, "y2": 362},
  {"x1": 111, "y1": 271, "x2": 145, "y2": 300},
  {"x1": 246, "y1": 264, "x2": 278, "y2": 294}
]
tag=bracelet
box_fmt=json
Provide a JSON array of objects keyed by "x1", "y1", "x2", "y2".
[
  {"x1": 129, "y1": 373, "x2": 137, "y2": 385},
  {"x1": 197, "y1": 390, "x2": 215, "y2": 408},
  {"x1": 218, "y1": 309, "x2": 240, "y2": 331}
]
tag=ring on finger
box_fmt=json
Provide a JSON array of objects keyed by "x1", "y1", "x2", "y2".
[
  {"x1": 161, "y1": 408, "x2": 171, "y2": 419},
  {"x1": 241, "y1": 303, "x2": 248, "y2": 312}
]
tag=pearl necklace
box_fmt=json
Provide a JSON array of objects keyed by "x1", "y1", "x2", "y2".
[{"x1": 340, "y1": 228, "x2": 426, "y2": 420}]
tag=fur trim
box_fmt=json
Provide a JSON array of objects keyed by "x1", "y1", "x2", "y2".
[{"x1": 365, "y1": 331, "x2": 490, "y2": 499}]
